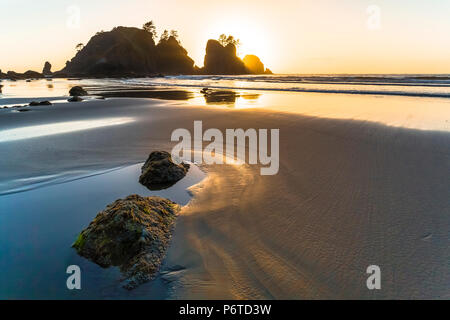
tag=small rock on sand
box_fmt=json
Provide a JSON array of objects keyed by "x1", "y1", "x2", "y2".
[{"x1": 139, "y1": 151, "x2": 190, "y2": 190}]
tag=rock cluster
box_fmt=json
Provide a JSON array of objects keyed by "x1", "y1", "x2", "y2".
[{"x1": 72, "y1": 150, "x2": 193, "y2": 289}]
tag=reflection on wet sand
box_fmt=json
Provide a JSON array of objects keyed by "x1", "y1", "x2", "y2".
[
  {"x1": 201, "y1": 88, "x2": 260, "y2": 107},
  {"x1": 0, "y1": 117, "x2": 135, "y2": 143},
  {"x1": 91, "y1": 87, "x2": 194, "y2": 100}
]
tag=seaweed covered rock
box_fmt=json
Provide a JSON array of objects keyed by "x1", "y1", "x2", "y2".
[
  {"x1": 72, "y1": 194, "x2": 180, "y2": 289},
  {"x1": 139, "y1": 151, "x2": 189, "y2": 190}
]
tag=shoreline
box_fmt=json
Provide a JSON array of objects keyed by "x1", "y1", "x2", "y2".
[{"x1": 0, "y1": 96, "x2": 449, "y2": 299}]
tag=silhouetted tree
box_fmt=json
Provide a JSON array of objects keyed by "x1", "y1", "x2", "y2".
[
  {"x1": 218, "y1": 34, "x2": 240, "y2": 47},
  {"x1": 75, "y1": 43, "x2": 84, "y2": 52},
  {"x1": 170, "y1": 30, "x2": 179, "y2": 40},
  {"x1": 142, "y1": 20, "x2": 156, "y2": 40},
  {"x1": 218, "y1": 34, "x2": 227, "y2": 46},
  {"x1": 160, "y1": 29, "x2": 169, "y2": 42}
]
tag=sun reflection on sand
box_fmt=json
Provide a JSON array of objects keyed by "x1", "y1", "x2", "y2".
[{"x1": 0, "y1": 117, "x2": 135, "y2": 143}]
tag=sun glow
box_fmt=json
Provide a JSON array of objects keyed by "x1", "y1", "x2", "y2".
[{"x1": 204, "y1": 18, "x2": 273, "y2": 69}]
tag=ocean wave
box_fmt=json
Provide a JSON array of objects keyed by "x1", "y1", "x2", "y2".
[{"x1": 117, "y1": 74, "x2": 450, "y2": 98}]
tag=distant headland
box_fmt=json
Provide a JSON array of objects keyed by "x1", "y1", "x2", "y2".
[{"x1": 0, "y1": 21, "x2": 272, "y2": 79}]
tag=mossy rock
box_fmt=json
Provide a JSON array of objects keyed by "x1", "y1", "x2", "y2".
[{"x1": 72, "y1": 194, "x2": 180, "y2": 289}]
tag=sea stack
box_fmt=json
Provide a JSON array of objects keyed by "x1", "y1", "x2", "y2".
[{"x1": 42, "y1": 61, "x2": 52, "y2": 75}]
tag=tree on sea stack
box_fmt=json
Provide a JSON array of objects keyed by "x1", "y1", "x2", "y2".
[
  {"x1": 160, "y1": 29, "x2": 169, "y2": 42},
  {"x1": 218, "y1": 34, "x2": 241, "y2": 47},
  {"x1": 75, "y1": 43, "x2": 84, "y2": 52},
  {"x1": 142, "y1": 20, "x2": 156, "y2": 40},
  {"x1": 170, "y1": 29, "x2": 179, "y2": 41}
]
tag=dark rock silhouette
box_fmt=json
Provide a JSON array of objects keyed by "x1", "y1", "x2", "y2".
[
  {"x1": 202, "y1": 40, "x2": 248, "y2": 74},
  {"x1": 60, "y1": 26, "x2": 195, "y2": 77},
  {"x1": 139, "y1": 151, "x2": 189, "y2": 190},
  {"x1": 5, "y1": 71, "x2": 21, "y2": 80},
  {"x1": 61, "y1": 27, "x2": 158, "y2": 76},
  {"x1": 156, "y1": 36, "x2": 195, "y2": 74},
  {"x1": 42, "y1": 61, "x2": 52, "y2": 75},
  {"x1": 29, "y1": 101, "x2": 52, "y2": 106},
  {"x1": 243, "y1": 55, "x2": 265, "y2": 74},
  {"x1": 4, "y1": 25, "x2": 273, "y2": 78},
  {"x1": 4, "y1": 70, "x2": 43, "y2": 80},
  {"x1": 73, "y1": 194, "x2": 180, "y2": 290},
  {"x1": 22, "y1": 70, "x2": 42, "y2": 79},
  {"x1": 69, "y1": 86, "x2": 88, "y2": 96}
]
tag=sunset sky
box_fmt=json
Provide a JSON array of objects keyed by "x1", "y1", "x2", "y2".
[{"x1": 1, "y1": 0, "x2": 449, "y2": 74}]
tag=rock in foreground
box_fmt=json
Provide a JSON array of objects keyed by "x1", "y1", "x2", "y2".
[
  {"x1": 73, "y1": 194, "x2": 180, "y2": 289},
  {"x1": 139, "y1": 151, "x2": 190, "y2": 190}
]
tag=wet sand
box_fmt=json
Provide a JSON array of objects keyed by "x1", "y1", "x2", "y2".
[{"x1": 0, "y1": 96, "x2": 449, "y2": 299}]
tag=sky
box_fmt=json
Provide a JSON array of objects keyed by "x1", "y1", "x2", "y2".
[{"x1": 1, "y1": 0, "x2": 449, "y2": 74}]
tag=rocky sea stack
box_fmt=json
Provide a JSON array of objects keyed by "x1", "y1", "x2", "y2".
[
  {"x1": 203, "y1": 39, "x2": 247, "y2": 74},
  {"x1": 53, "y1": 25, "x2": 271, "y2": 77},
  {"x1": 42, "y1": 61, "x2": 52, "y2": 76},
  {"x1": 243, "y1": 55, "x2": 272, "y2": 74},
  {"x1": 139, "y1": 151, "x2": 190, "y2": 190},
  {"x1": 60, "y1": 26, "x2": 195, "y2": 77},
  {"x1": 72, "y1": 194, "x2": 180, "y2": 289}
]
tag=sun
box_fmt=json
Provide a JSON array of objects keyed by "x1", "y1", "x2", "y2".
[{"x1": 206, "y1": 18, "x2": 272, "y2": 66}]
